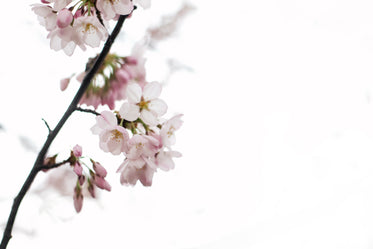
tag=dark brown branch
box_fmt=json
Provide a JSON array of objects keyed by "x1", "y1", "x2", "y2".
[{"x1": 0, "y1": 12, "x2": 132, "y2": 249}]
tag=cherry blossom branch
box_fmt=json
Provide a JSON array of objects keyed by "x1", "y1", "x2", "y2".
[{"x1": 0, "y1": 13, "x2": 132, "y2": 249}]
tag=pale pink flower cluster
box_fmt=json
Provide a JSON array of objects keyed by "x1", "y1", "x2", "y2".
[
  {"x1": 69, "y1": 145, "x2": 111, "y2": 212},
  {"x1": 77, "y1": 54, "x2": 140, "y2": 109},
  {"x1": 31, "y1": 0, "x2": 150, "y2": 55},
  {"x1": 91, "y1": 82, "x2": 183, "y2": 186},
  {"x1": 62, "y1": 41, "x2": 148, "y2": 109}
]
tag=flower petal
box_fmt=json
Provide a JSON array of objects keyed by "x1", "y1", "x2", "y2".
[
  {"x1": 141, "y1": 109, "x2": 158, "y2": 126},
  {"x1": 126, "y1": 83, "x2": 142, "y2": 103},
  {"x1": 119, "y1": 103, "x2": 140, "y2": 121},
  {"x1": 143, "y1": 82, "x2": 162, "y2": 101},
  {"x1": 101, "y1": 110, "x2": 118, "y2": 126},
  {"x1": 149, "y1": 99, "x2": 167, "y2": 116}
]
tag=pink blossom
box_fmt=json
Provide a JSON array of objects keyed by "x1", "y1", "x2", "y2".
[
  {"x1": 74, "y1": 16, "x2": 108, "y2": 48},
  {"x1": 156, "y1": 149, "x2": 182, "y2": 171},
  {"x1": 49, "y1": 0, "x2": 72, "y2": 11},
  {"x1": 48, "y1": 26, "x2": 86, "y2": 56},
  {"x1": 118, "y1": 161, "x2": 155, "y2": 186},
  {"x1": 31, "y1": 4, "x2": 57, "y2": 31},
  {"x1": 91, "y1": 111, "x2": 129, "y2": 155},
  {"x1": 116, "y1": 135, "x2": 159, "y2": 187},
  {"x1": 96, "y1": 0, "x2": 133, "y2": 20},
  {"x1": 119, "y1": 82, "x2": 167, "y2": 126},
  {"x1": 56, "y1": 8, "x2": 73, "y2": 28},
  {"x1": 160, "y1": 114, "x2": 183, "y2": 147},
  {"x1": 126, "y1": 134, "x2": 159, "y2": 161}
]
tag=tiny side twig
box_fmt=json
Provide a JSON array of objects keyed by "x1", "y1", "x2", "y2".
[
  {"x1": 75, "y1": 107, "x2": 100, "y2": 116},
  {"x1": 42, "y1": 118, "x2": 52, "y2": 134},
  {"x1": 39, "y1": 159, "x2": 70, "y2": 171}
]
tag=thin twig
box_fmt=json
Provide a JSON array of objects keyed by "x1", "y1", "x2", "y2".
[
  {"x1": 41, "y1": 118, "x2": 52, "y2": 134},
  {"x1": 39, "y1": 159, "x2": 70, "y2": 171},
  {"x1": 75, "y1": 107, "x2": 100, "y2": 116},
  {"x1": 0, "y1": 12, "x2": 133, "y2": 249}
]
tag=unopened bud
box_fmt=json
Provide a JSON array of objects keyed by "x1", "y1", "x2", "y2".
[
  {"x1": 56, "y1": 8, "x2": 73, "y2": 29},
  {"x1": 92, "y1": 161, "x2": 107, "y2": 177},
  {"x1": 115, "y1": 69, "x2": 130, "y2": 83},
  {"x1": 94, "y1": 176, "x2": 111, "y2": 191}
]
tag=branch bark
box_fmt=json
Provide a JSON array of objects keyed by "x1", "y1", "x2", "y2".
[{"x1": 0, "y1": 13, "x2": 131, "y2": 249}]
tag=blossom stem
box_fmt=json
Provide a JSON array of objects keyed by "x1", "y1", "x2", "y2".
[{"x1": 0, "y1": 13, "x2": 132, "y2": 249}]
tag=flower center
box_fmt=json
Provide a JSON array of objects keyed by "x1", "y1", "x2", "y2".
[
  {"x1": 138, "y1": 97, "x2": 150, "y2": 111},
  {"x1": 83, "y1": 23, "x2": 97, "y2": 34},
  {"x1": 111, "y1": 129, "x2": 123, "y2": 142},
  {"x1": 167, "y1": 126, "x2": 175, "y2": 138},
  {"x1": 136, "y1": 142, "x2": 144, "y2": 150}
]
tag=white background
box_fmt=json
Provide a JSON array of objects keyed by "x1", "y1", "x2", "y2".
[{"x1": 2, "y1": 0, "x2": 373, "y2": 248}]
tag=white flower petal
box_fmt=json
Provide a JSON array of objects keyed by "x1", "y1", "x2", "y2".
[
  {"x1": 135, "y1": 0, "x2": 151, "y2": 9},
  {"x1": 126, "y1": 83, "x2": 142, "y2": 103},
  {"x1": 143, "y1": 82, "x2": 162, "y2": 101},
  {"x1": 101, "y1": 110, "x2": 118, "y2": 126},
  {"x1": 149, "y1": 99, "x2": 167, "y2": 116},
  {"x1": 119, "y1": 103, "x2": 140, "y2": 121},
  {"x1": 141, "y1": 110, "x2": 158, "y2": 126},
  {"x1": 114, "y1": 0, "x2": 133, "y2": 15}
]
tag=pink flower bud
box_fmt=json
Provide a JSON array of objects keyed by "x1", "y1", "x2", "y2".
[
  {"x1": 41, "y1": 0, "x2": 50, "y2": 3},
  {"x1": 78, "y1": 175, "x2": 85, "y2": 186},
  {"x1": 125, "y1": 56, "x2": 138, "y2": 65},
  {"x1": 73, "y1": 144, "x2": 82, "y2": 157},
  {"x1": 74, "y1": 8, "x2": 84, "y2": 18},
  {"x1": 94, "y1": 176, "x2": 111, "y2": 191},
  {"x1": 56, "y1": 8, "x2": 73, "y2": 29},
  {"x1": 73, "y1": 189, "x2": 83, "y2": 213},
  {"x1": 60, "y1": 77, "x2": 70, "y2": 91},
  {"x1": 115, "y1": 69, "x2": 130, "y2": 83},
  {"x1": 88, "y1": 181, "x2": 96, "y2": 198},
  {"x1": 74, "y1": 162, "x2": 83, "y2": 176},
  {"x1": 93, "y1": 161, "x2": 107, "y2": 177}
]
